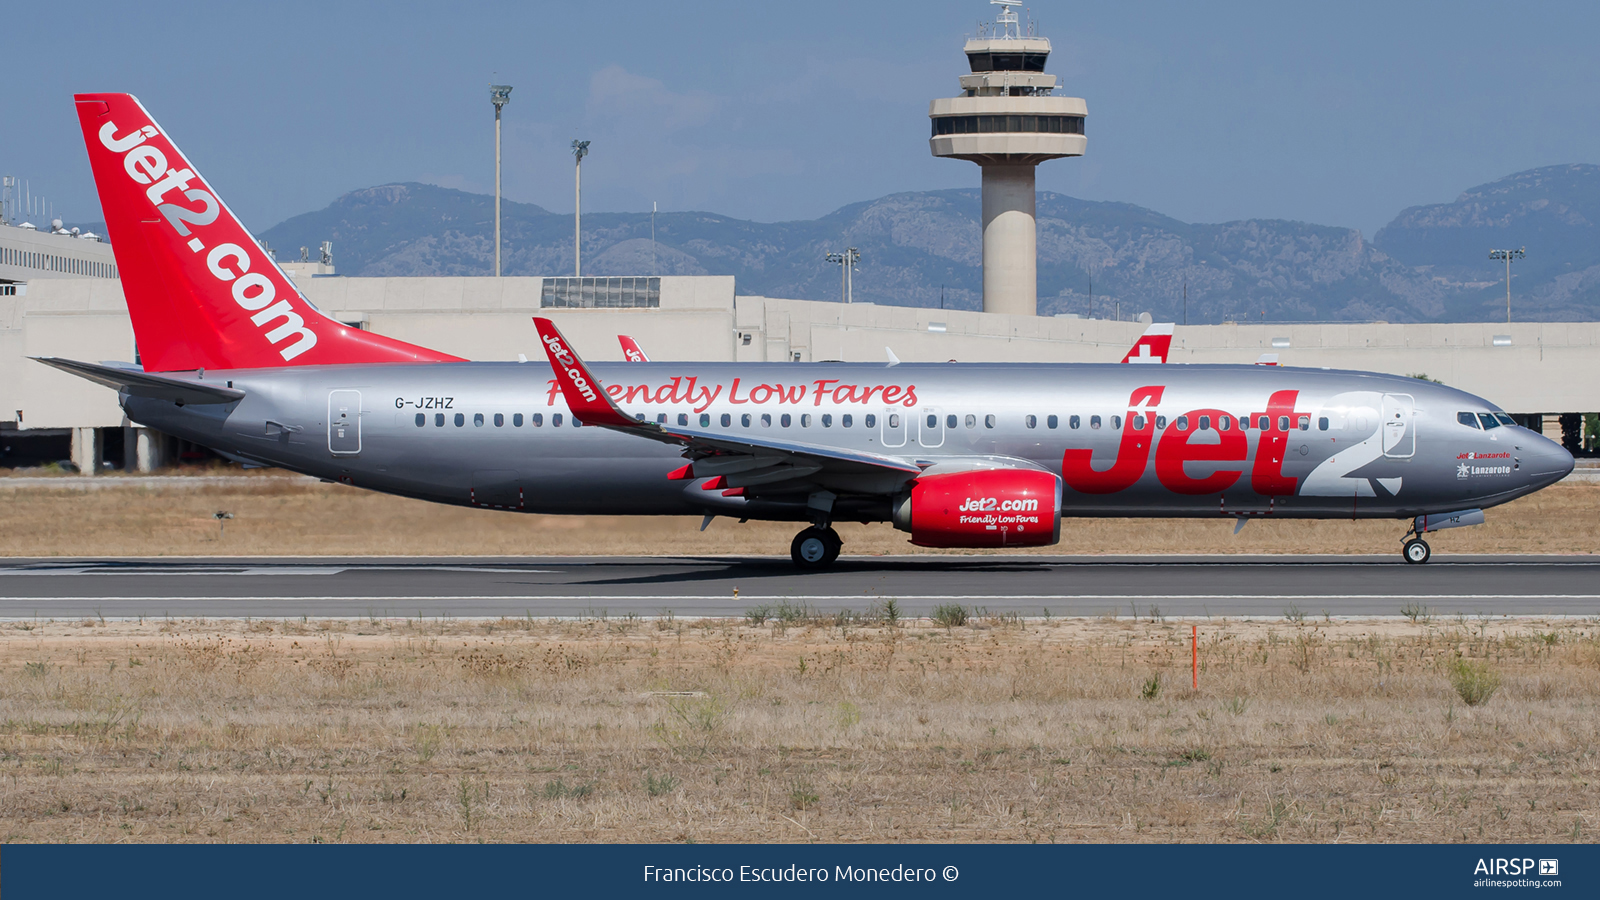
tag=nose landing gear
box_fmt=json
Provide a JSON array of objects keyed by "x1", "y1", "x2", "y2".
[
  {"x1": 1402, "y1": 537, "x2": 1431, "y2": 564},
  {"x1": 791, "y1": 526, "x2": 842, "y2": 569}
]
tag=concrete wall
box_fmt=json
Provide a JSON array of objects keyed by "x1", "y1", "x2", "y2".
[{"x1": 3, "y1": 275, "x2": 1597, "y2": 440}]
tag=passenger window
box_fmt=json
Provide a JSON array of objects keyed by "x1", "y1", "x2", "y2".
[
  {"x1": 455, "y1": 413, "x2": 465, "y2": 427},
  {"x1": 741, "y1": 413, "x2": 751, "y2": 427},
  {"x1": 1132, "y1": 415, "x2": 1146, "y2": 430},
  {"x1": 927, "y1": 414, "x2": 938, "y2": 428},
  {"x1": 822, "y1": 414, "x2": 832, "y2": 427},
  {"x1": 1258, "y1": 415, "x2": 1270, "y2": 430},
  {"x1": 861, "y1": 414, "x2": 871, "y2": 428},
  {"x1": 761, "y1": 413, "x2": 772, "y2": 427},
  {"x1": 1478, "y1": 413, "x2": 1500, "y2": 430},
  {"x1": 781, "y1": 414, "x2": 792, "y2": 427},
  {"x1": 1494, "y1": 413, "x2": 1515, "y2": 427},
  {"x1": 1298, "y1": 415, "x2": 1310, "y2": 431},
  {"x1": 700, "y1": 413, "x2": 711, "y2": 427},
  {"x1": 1047, "y1": 415, "x2": 1058, "y2": 429},
  {"x1": 531, "y1": 413, "x2": 543, "y2": 426},
  {"x1": 473, "y1": 413, "x2": 484, "y2": 427},
  {"x1": 678, "y1": 413, "x2": 688, "y2": 426},
  {"x1": 801, "y1": 414, "x2": 811, "y2": 427},
  {"x1": 1111, "y1": 415, "x2": 1123, "y2": 430},
  {"x1": 513, "y1": 413, "x2": 523, "y2": 427},
  {"x1": 1457, "y1": 412, "x2": 1479, "y2": 428},
  {"x1": 1069, "y1": 415, "x2": 1080, "y2": 429},
  {"x1": 985, "y1": 414, "x2": 996, "y2": 429},
  {"x1": 1156, "y1": 415, "x2": 1168, "y2": 429},
  {"x1": 946, "y1": 414, "x2": 957, "y2": 429},
  {"x1": 415, "y1": 413, "x2": 425, "y2": 427},
  {"x1": 1219, "y1": 415, "x2": 1231, "y2": 431},
  {"x1": 493, "y1": 413, "x2": 504, "y2": 427},
  {"x1": 1025, "y1": 415, "x2": 1037, "y2": 429},
  {"x1": 1318, "y1": 417, "x2": 1329, "y2": 431},
  {"x1": 888, "y1": 414, "x2": 900, "y2": 428},
  {"x1": 1090, "y1": 415, "x2": 1101, "y2": 430},
  {"x1": 635, "y1": 413, "x2": 646, "y2": 422},
  {"x1": 572, "y1": 417, "x2": 581, "y2": 428},
  {"x1": 1277, "y1": 416, "x2": 1289, "y2": 432},
  {"x1": 1175, "y1": 416, "x2": 1189, "y2": 431},
  {"x1": 965, "y1": 414, "x2": 976, "y2": 429},
  {"x1": 720, "y1": 413, "x2": 731, "y2": 427},
  {"x1": 552, "y1": 413, "x2": 563, "y2": 427}
]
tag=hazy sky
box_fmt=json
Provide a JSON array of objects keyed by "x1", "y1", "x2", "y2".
[{"x1": 6, "y1": 0, "x2": 1598, "y2": 238}]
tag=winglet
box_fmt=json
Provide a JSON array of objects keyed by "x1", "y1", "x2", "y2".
[
  {"x1": 618, "y1": 335, "x2": 650, "y2": 362},
  {"x1": 885, "y1": 347, "x2": 901, "y2": 367},
  {"x1": 533, "y1": 317, "x2": 639, "y2": 428},
  {"x1": 1121, "y1": 323, "x2": 1175, "y2": 364},
  {"x1": 1255, "y1": 353, "x2": 1280, "y2": 366}
]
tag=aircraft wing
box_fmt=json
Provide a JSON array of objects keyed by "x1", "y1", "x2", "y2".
[
  {"x1": 33, "y1": 357, "x2": 245, "y2": 405},
  {"x1": 1121, "y1": 323, "x2": 1175, "y2": 364},
  {"x1": 534, "y1": 318, "x2": 920, "y2": 494}
]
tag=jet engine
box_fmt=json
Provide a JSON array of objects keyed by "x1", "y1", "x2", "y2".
[{"x1": 892, "y1": 468, "x2": 1062, "y2": 548}]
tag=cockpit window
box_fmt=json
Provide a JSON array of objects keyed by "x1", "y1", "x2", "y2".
[
  {"x1": 1457, "y1": 412, "x2": 1480, "y2": 429},
  {"x1": 1494, "y1": 413, "x2": 1516, "y2": 427},
  {"x1": 1477, "y1": 413, "x2": 1500, "y2": 430}
]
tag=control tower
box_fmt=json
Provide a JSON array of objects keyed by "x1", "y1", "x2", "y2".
[{"x1": 930, "y1": 1, "x2": 1086, "y2": 316}]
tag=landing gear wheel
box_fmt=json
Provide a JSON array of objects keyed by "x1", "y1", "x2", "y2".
[
  {"x1": 1402, "y1": 538, "x2": 1431, "y2": 564},
  {"x1": 791, "y1": 526, "x2": 842, "y2": 569}
]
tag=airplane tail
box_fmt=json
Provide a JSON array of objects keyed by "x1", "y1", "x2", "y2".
[
  {"x1": 1121, "y1": 323, "x2": 1175, "y2": 364},
  {"x1": 73, "y1": 93, "x2": 462, "y2": 372},
  {"x1": 618, "y1": 335, "x2": 650, "y2": 362}
]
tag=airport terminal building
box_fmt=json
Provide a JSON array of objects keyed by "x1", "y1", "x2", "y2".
[{"x1": 2, "y1": 220, "x2": 1597, "y2": 473}]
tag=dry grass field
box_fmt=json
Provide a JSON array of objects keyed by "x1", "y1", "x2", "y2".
[
  {"x1": 0, "y1": 612, "x2": 1597, "y2": 843},
  {"x1": 2, "y1": 471, "x2": 1598, "y2": 557}
]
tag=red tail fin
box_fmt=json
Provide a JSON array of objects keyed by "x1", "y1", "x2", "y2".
[
  {"x1": 74, "y1": 93, "x2": 462, "y2": 372},
  {"x1": 1121, "y1": 323, "x2": 1174, "y2": 364},
  {"x1": 617, "y1": 335, "x2": 649, "y2": 362}
]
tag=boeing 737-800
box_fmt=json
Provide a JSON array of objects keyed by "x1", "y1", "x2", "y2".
[{"x1": 39, "y1": 93, "x2": 1574, "y2": 567}]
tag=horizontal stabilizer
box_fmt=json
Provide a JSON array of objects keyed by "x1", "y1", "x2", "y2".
[{"x1": 32, "y1": 357, "x2": 244, "y2": 405}]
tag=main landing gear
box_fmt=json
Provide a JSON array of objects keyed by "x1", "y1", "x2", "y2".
[{"x1": 791, "y1": 526, "x2": 842, "y2": 569}]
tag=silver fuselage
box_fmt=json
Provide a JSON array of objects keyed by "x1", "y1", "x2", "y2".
[{"x1": 122, "y1": 361, "x2": 1574, "y2": 524}]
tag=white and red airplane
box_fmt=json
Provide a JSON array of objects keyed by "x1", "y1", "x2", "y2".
[{"x1": 38, "y1": 94, "x2": 1573, "y2": 568}]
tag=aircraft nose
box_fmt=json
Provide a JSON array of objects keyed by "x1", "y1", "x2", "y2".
[{"x1": 1522, "y1": 433, "x2": 1574, "y2": 485}]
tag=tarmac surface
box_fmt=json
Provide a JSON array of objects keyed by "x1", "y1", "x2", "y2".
[{"x1": 1, "y1": 555, "x2": 1598, "y2": 619}]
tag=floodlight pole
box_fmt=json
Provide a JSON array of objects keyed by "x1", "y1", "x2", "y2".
[
  {"x1": 1488, "y1": 247, "x2": 1526, "y2": 324},
  {"x1": 825, "y1": 251, "x2": 846, "y2": 303},
  {"x1": 571, "y1": 140, "x2": 590, "y2": 277},
  {"x1": 845, "y1": 247, "x2": 859, "y2": 304},
  {"x1": 489, "y1": 85, "x2": 512, "y2": 277}
]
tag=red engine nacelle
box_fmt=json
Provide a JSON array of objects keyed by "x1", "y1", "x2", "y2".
[{"x1": 892, "y1": 468, "x2": 1062, "y2": 548}]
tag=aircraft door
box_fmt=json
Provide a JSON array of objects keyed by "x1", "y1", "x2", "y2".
[
  {"x1": 918, "y1": 407, "x2": 945, "y2": 448},
  {"x1": 328, "y1": 390, "x2": 362, "y2": 455},
  {"x1": 1381, "y1": 393, "x2": 1415, "y2": 458},
  {"x1": 881, "y1": 409, "x2": 907, "y2": 448}
]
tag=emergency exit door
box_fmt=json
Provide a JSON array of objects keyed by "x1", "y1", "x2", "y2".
[{"x1": 328, "y1": 390, "x2": 361, "y2": 455}]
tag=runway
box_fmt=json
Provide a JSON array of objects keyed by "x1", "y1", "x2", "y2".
[{"x1": 1, "y1": 555, "x2": 1598, "y2": 618}]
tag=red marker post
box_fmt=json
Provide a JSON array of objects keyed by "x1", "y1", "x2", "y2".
[{"x1": 1191, "y1": 625, "x2": 1199, "y2": 690}]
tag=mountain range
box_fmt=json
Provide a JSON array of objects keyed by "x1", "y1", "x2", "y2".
[{"x1": 257, "y1": 164, "x2": 1600, "y2": 323}]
